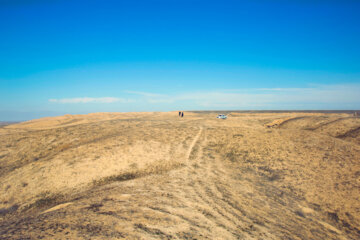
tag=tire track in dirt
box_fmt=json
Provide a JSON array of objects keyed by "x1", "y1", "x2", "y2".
[
  {"x1": 129, "y1": 126, "x2": 217, "y2": 236},
  {"x1": 169, "y1": 127, "x2": 241, "y2": 236},
  {"x1": 194, "y1": 151, "x2": 253, "y2": 232},
  {"x1": 181, "y1": 127, "x2": 251, "y2": 238},
  {"x1": 185, "y1": 126, "x2": 203, "y2": 163}
]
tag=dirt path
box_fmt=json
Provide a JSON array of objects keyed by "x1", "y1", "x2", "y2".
[
  {"x1": 185, "y1": 126, "x2": 203, "y2": 162},
  {"x1": 156, "y1": 126, "x2": 254, "y2": 238}
]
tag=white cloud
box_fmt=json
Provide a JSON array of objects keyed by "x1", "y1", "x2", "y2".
[
  {"x1": 124, "y1": 91, "x2": 165, "y2": 98},
  {"x1": 126, "y1": 83, "x2": 360, "y2": 109},
  {"x1": 49, "y1": 97, "x2": 131, "y2": 104},
  {"x1": 49, "y1": 84, "x2": 360, "y2": 109}
]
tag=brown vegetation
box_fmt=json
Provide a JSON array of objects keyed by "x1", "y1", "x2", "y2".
[{"x1": 0, "y1": 111, "x2": 359, "y2": 239}]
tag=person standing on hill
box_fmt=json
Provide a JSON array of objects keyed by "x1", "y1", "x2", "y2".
[
  {"x1": 179, "y1": 111, "x2": 181, "y2": 117},
  {"x1": 181, "y1": 112, "x2": 184, "y2": 117}
]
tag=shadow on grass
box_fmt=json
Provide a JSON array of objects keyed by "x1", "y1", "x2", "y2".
[
  {"x1": 93, "y1": 162, "x2": 185, "y2": 186},
  {"x1": 24, "y1": 191, "x2": 65, "y2": 211}
]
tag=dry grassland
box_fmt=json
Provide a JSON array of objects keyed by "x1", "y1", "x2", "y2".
[{"x1": 0, "y1": 111, "x2": 359, "y2": 239}]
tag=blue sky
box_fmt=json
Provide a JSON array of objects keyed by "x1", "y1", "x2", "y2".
[{"x1": 1, "y1": 0, "x2": 360, "y2": 121}]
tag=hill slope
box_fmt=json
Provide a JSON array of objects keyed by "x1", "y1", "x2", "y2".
[{"x1": 1, "y1": 112, "x2": 359, "y2": 239}]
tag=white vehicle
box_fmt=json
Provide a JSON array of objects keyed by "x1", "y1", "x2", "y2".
[{"x1": 217, "y1": 114, "x2": 227, "y2": 119}]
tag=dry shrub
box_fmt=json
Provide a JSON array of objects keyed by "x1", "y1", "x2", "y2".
[
  {"x1": 213, "y1": 140, "x2": 243, "y2": 162},
  {"x1": 56, "y1": 143, "x2": 72, "y2": 152},
  {"x1": 225, "y1": 149, "x2": 239, "y2": 162},
  {"x1": 26, "y1": 191, "x2": 65, "y2": 210},
  {"x1": 0, "y1": 204, "x2": 19, "y2": 216},
  {"x1": 93, "y1": 161, "x2": 184, "y2": 186}
]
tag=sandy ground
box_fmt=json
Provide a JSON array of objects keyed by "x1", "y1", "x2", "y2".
[{"x1": 0, "y1": 111, "x2": 359, "y2": 239}]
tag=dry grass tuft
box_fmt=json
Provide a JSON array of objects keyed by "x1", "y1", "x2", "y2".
[
  {"x1": 93, "y1": 161, "x2": 184, "y2": 186},
  {"x1": 24, "y1": 191, "x2": 65, "y2": 211}
]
